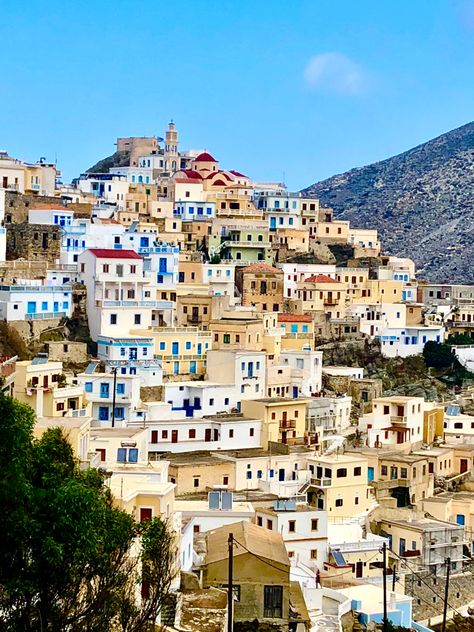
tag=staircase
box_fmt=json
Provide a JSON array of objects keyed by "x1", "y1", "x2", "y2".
[{"x1": 161, "y1": 592, "x2": 178, "y2": 628}]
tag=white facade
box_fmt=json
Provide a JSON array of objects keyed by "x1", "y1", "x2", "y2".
[
  {"x1": 147, "y1": 416, "x2": 262, "y2": 453},
  {"x1": 164, "y1": 381, "x2": 237, "y2": 418},
  {"x1": 352, "y1": 303, "x2": 406, "y2": 339},
  {"x1": 307, "y1": 395, "x2": 352, "y2": 434},
  {"x1": 206, "y1": 349, "x2": 266, "y2": 403},
  {"x1": 0, "y1": 283, "x2": 73, "y2": 321},
  {"x1": 203, "y1": 263, "x2": 236, "y2": 303},
  {"x1": 76, "y1": 371, "x2": 142, "y2": 426},
  {"x1": 28, "y1": 207, "x2": 74, "y2": 227},
  {"x1": 0, "y1": 189, "x2": 7, "y2": 262},
  {"x1": 279, "y1": 349, "x2": 323, "y2": 396},
  {"x1": 174, "y1": 200, "x2": 216, "y2": 220},
  {"x1": 379, "y1": 325, "x2": 444, "y2": 357},
  {"x1": 359, "y1": 396, "x2": 424, "y2": 449},
  {"x1": 255, "y1": 502, "x2": 328, "y2": 571},
  {"x1": 97, "y1": 335, "x2": 163, "y2": 387},
  {"x1": 175, "y1": 498, "x2": 254, "y2": 534},
  {"x1": 76, "y1": 174, "x2": 129, "y2": 210},
  {"x1": 443, "y1": 406, "x2": 474, "y2": 445},
  {"x1": 277, "y1": 262, "x2": 337, "y2": 299},
  {"x1": 323, "y1": 366, "x2": 364, "y2": 380}
]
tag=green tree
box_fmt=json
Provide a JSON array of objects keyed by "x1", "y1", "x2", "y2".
[
  {"x1": 0, "y1": 395, "x2": 175, "y2": 631},
  {"x1": 423, "y1": 341, "x2": 453, "y2": 369}
]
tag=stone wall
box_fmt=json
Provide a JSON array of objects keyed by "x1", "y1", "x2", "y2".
[
  {"x1": 9, "y1": 318, "x2": 65, "y2": 343},
  {"x1": 0, "y1": 260, "x2": 48, "y2": 283},
  {"x1": 7, "y1": 223, "x2": 60, "y2": 263},
  {"x1": 4, "y1": 191, "x2": 92, "y2": 223},
  {"x1": 45, "y1": 341, "x2": 88, "y2": 364}
]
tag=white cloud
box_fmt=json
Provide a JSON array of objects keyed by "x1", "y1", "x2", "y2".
[{"x1": 303, "y1": 52, "x2": 368, "y2": 95}]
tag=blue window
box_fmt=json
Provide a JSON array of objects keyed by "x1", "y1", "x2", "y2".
[
  {"x1": 289, "y1": 218, "x2": 294, "y2": 225},
  {"x1": 116, "y1": 383, "x2": 125, "y2": 394},
  {"x1": 85, "y1": 382, "x2": 93, "y2": 393},
  {"x1": 422, "y1": 336, "x2": 427, "y2": 343},
  {"x1": 188, "y1": 207, "x2": 194, "y2": 214},
  {"x1": 120, "y1": 347, "x2": 126, "y2": 357},
  {"x1": 157, "y1": 275, "x2": 164, "y2": 284},
  {"x1": 292, "y1": 201, "x2": 297, "y2": 209},
  {"x1": 269, "y1": 469, "x2": 274, "y2": 478},
  {"x1": 197, "y1": 343, "x2": 202, "y2": 355},
  {"x1": 246, "y1": 471, "x2": 252, "y2": 480},
  {"x1": 185, "y1": 341, "x2": 191, "y2": 350},
  {"x1": 436, "y1": 335, "x2": 440, "y2": 342},
  {"x1": 207, "y1": 207, "x2": 212, "y2": 214},
  {"x1": 257, "y1": 470, "x2": 262, "y2": 479},
  {"x1": 291, "y1": 324, "x2": 298, "y2": 333},
  {"x1": 404, "y1": 337, "x2": 410, "y2": 344},
  {"x1": 178, "y1": 272, "x2": 185, "y2": 282},
  {"x1": 174, "y1": 361, "x2": 179, "y2": 375},
  {"x1": 117, "y1": 448, "x2": 127, "y2": 463},
  {"x1": 411, "y1": 337, "x2": 417, "y2": 344},
  {"x1": 121, "y1": 367, "x2": 127, "y2": 375},
  {"x1": 274, "y1": 201, "x2": 280, "y2": 209},
  {"x1": 115, "y1": 407, "x2": 125, "y2": 419},
  {"x1": 197, "y1": 207, "x2": 204, "y2": 215},
  {"x1": 128, "y1": 448, "x2": 138, "y2": 463},
  {"x1": 302, "y1": 325, "x2": 309, "y2": 333},
  {"x1": 131, "y1": 175, "x2": 136, "y2": 183},
  {"x1": 143, "y1": 347, "x2": 148, "y2": 356},
  {"x1": 241, "y1": 385, "x2": 245, "y2": 393},
  {"x1": 241, "y1": 362, "x2": 246, "y2": 370},
  {"x1": 208, "y1": 269, "x2": 212, "y2": 276},
  {"x1": 172, "y1": 342, "x2": 179, "y2": 355},
  {"x1": 368, "y1": 466, "x2": 375, "y2": 482},
  {"x1": 159, "y1": 342, "x2": 165, "y2": 351},
  {"x1": 159, "y1": 258, "x2": 167, "y2": 273},
  {"x1": 279, "y1": 217, "x2": 283, "y2": 225},
  {"x1": 63, "y1": 301, "x2": 69, "y2": 310},
  {"x1": 41, "y1": 301, "x2": 48, "y2": 310},
  {"x1": 27, "y1": 301, "x2": 36, "y2": 314},
  {"x1": 226, "y1": 270, "x2": 231, "y2": 277},
  {"x1": 100, "y1": 383, "x2": 110, "y2": 398},
  {"x1": 140, "y1": 236, "x2": 149, "y2": 248},
  {"x1": 256, "y1": 362, "x2": 260, "y2": 370},
  {"x1": 190, "y1": 361, "x2": 196, "y2": 374},
  {"x1": 129, "y1": 367, "x2": 137, "y2": 375},
  {"x1": 456, "y1": 514, "x2": 465, "y2": 525},
  {"x1": 98, "y1": 406, "x2": 109, "y2": 421}
]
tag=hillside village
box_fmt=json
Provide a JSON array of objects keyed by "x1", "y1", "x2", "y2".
[{"x1": 1, "y1": 123, "x2": 474, "y2": 632}]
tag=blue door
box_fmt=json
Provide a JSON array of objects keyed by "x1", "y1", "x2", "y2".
[
  {"x1": 53, "y1": 302, "x2": 59, "y2": 313},
  {"x1": 129, "y1": 347, "x2": 137, "y2": 360},
  {"x1": 100, "y1": 383, "x2": 110, "y2": 398},
  {"x1": 248, "y1": 362, "x2": 254, "y2": 377},
  {"x1": 159, "y1": 258, "x2": 167, "y2": 273},
  {"x1": 98, "y1": 406, "x2": 109, "y2": 421},
  {"x1": 27, "y1": 301, "x2": 36, "y2": 315},
  {"x1": 270, "y1": 217, "x2": 276, "y2": 230},
  {"x1": 292, "y1": 386, "x2": 298, "y2": 398},
  {"x1": 190, "y1": 361, "x2": 196, "y2": 374},
  {"x1": 368, "y1": 467, "x2": 375, "y2": 482},
  {"x1": 197, "y1": 343, "x2": 202, "y2": 355},
  {"x1": 172, "y1": 342, "x2": 179, "y2": 355},
  {"x1": 278, "y1": 468, "x2": 285, "y2": 481}
]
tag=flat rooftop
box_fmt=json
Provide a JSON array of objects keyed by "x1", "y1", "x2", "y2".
[
  {"x1": 257, "y1": 504, "x2": 321, "y2": 516},
  {"x1": 249, "y1": 397, "x2": 311, "y2": 404},
  {"x1": 307, "y1": 453, "x2": 367, "y2": 464},
  {"x1": 384, "y1": 517, "x2": 462, "y2": 531},
  {"x1": 36, "y1": 416, "x2": 91, "y2": 429},
  {"x1": 90, "y1": 427, "x2": 145, "y2": 438},
  {"x1": 166, "y1": 451, "x2": 230, "y2": 466}
]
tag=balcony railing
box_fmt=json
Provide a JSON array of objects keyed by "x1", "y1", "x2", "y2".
[
  {"x1": 401, "y1": 549, "x2": 421, "y2": 558},
  {"x1": 280, "y1": 419, "x2": 297, "y2": 429},
  {"x1": 0, "y1": 285, "x2": 71, "y2": 292},
  {"x1": 97, "y1": 300, "x2": 161, "y2": 308},
  {"x1": 222, "y1": 240, "x2": 271, "y2": 249},
  {"x1": 310, "y1": 477, "x2": 332, "y2": 487},
  {"x1": 150, "y1": 326, "x2": 212, "y2": 336},
  {"x1": 26, "y1": 311, "x2": 67, "y2": 320}
]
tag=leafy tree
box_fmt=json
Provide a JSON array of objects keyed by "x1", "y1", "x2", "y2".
[
  {"x1": 0, "y1": 394, "x2": 175, "y2": 631},
  {"x1": 423, "y1": 341, "x2": 453, "y2": 369}
]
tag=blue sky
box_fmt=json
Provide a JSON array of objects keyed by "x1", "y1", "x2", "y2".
[{"x1": 1, "y1": 0, "x2": 474, "y2": 189}]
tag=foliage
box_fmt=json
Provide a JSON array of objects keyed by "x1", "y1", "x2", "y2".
[
  {"x1": 0, "y1": 395, "x2": 175, "y2": 631},
  {"x1": 423, "y1": 341, "x2": 454, "y2": 369},
  {"x1": 446, "y1": 333, "x2": 474, "y2": 346}
]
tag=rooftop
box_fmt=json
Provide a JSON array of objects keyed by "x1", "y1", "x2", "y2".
[
  {"x1": 90, "y1": 427, "x2": 146, "y2": 438},
  {"x1": 278, "y1": 313, "x2": 313, "y2": 323},
  {"x1": 88, "y1": 248, "x2": 142, "y2": 260},
  {"x1": 257, "y1": 503, "x2": 321, "y2": 516},
  {"x1": 249, "y1": 396, "x2": 311, "y2": 405},
  {"x1": 194, "y1": 152, "x2": 217, "y2": 162},
  {"x1": 304, "y1": 274, "x2": 340, "y2": 283},
  {"x1": 241, "y1": 263, "x2": 282, "y2": 274}
]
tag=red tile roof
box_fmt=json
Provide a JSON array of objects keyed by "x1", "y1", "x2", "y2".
[
  {"x1": 304, "y1": 274, "x2": 340, "y2": 283},
  {"x1": 180, "y1": 169, "x2": 203, "y2": 180},
  {"x1": 278, "y1": 313, "x2": 313, "y2": 323},
  {"x1": 230, "y1": 170, "x2": 248, "y2": 178},
  {"x1": 211, "y1": 179, "x2": 227, "y2": 186},
  {"x1": 242, "y1": 263, "x2": 282, "y2": 274},
  {"x1": 194, "y1": 152, "x2": 217, "y2": 162},
  {"x1": 88, "y1": 248, "x2": 142, "y2": 260}
]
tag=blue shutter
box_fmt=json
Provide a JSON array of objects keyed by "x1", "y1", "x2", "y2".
[{"x1": 117, "y1": 448, "x2": 127, "y2": 463}]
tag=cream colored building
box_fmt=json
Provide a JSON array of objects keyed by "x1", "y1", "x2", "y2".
[{"x1": 241, "y1": 397, "x2": 310, "y2": 447}]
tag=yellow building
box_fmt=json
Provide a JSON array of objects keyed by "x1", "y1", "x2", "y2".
[
  {"x1": 278, "y1": 313, "x2": 314, "y2": 351},
  {"x1": 131, "y1": 326, "x2": 211, "y2": 378},
  {"x1": 315, "y1": 218, "x2": 350, "y2": 243},
  {"x1": 306, "y1": 453, "x2": 371, "y2": 517},
  {"x1": 235, "y1": 263, "x2": 284, "y2": 313},
  {"x1": 422, "y1": 492, "x2": 474, "y2": 548},
  {"x1": 423, "y1": 402, "x2": 445, "y2": 444},
  {"x1": 33, "y1": 416, "x2": 92, "y2": 464},
  {"x1": 272, "y1": 228, "x2": 310, "y2": 253},
  {"x1": 210, "y1": 310, "x2": 265, "y2": 351},
  {"x1": 241, "y1": 397, "x2": 310, "y2": 447},
  {"x1": 14, "y1": 359, "x2": 88, "y2": 418}
]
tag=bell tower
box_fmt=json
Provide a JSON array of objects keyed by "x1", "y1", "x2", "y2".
[{"x1": 164, "y1": 120, "x2": 179, "y2": 172}]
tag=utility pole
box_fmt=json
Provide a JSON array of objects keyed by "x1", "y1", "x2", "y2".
[
  {"x1": 382, "y1": 542, "x2": 388, "y2": 632},
  {"x1": 227, "y1": 533, "x2": 233, "y2": 632},
  {"x1": 111, "y1": 367, "x2": 117, "y2": 428},
  {"x1": 392, "y1": 564, "x2": 396, "y2": 592},
  {"x1": 441, "y1": 557, "x2": 451, "y2": 632}
]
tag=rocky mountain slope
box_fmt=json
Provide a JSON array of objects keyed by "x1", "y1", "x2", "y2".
[{"x1": 302, "y1": 122, "x2": 474, "y2": 283}]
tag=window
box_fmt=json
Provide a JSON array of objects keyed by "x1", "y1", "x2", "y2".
[
  {"x1": 335, "y1": 498, "x2": 343, "y2": 507},
  {"x1": 134, "y1": 314, "x2": 141, "y2": 325},
  {"x1": 189, "y1": 429, "x2": 196, "y2": 439},
  {"x1": 229, "y1": 429, "x2": 234, "y2": 438},
  {"x1": 85, "y1": 382, "x2": 92, "y2": 393},
  {"x1": 288, "y1": 520, "x2": 296, "y2": 533},
  {"x1": 162, "y1": 430, "x2": 168, "y2": 439},
  {"x1": 267, "y1": 519, "x2": 273, "y2": 530},
  {"x1": 56, "y1": 402, "x2": 65, "y2": 412},
  {"x1": 263, "y1": 585, "x2": 283, "y2": 619},
  {"x1": 193, "y1": 477, "x2": 199, "y2": 488},
  {"x1": 381, "y1": 465, "x2": 388, "y2": 476},
  {"x1": 249, "y1": 427, "x2": 254, "y2": 437},
  {"x1": 110, "y1": 314, "x2": 117, "y2": 325},
  {"x1": 336, "y1": 468, "x2": 347, "y2": 478},
  {"x1": 400, "y1": 467, "x2": 408, "y2": 479},
  {"x1": 311, "y1": 549, "x2": 318, "y2": 559},
  {"x1": 185, "y1": 341, "x2": 191, "y2": 350},
  {"x1": 223, "y1": 334, "x2": 230, "y2": 344},
  {"x1": 311, "y1": 518, "x2": 319, "y2": 531},
  {"x1": 353, "y1": 467, "x2": 362, "y2": 476},
  {"x1": 246, "y1": 471, "x2": 252, "y2": 480},
  {"x1": 151, "y1": 430, "x2": 158, "y2": 443}
]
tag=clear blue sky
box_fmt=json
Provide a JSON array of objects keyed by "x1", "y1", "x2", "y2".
[{"x1": 2, "y1": 0, "x2": 474, "y2": 189}]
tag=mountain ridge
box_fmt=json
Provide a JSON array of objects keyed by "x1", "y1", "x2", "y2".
[{"x1": 302, "y1": 121, "x2": 474, "y2": 283}]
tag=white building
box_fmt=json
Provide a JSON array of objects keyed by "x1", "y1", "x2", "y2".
[
  {"x1": 78, "y1": 248, "x2": 159, "y2": 341},
  {"x1": 96, "y1": 335, "x2": 163, "y2": 386},
  {"x1": 279, "y1": 349, "x2": 323, "y2": 396},
  {"x1": 76, "y1": 370, "x2": 142, "y2": 426},
  {"x1": 163, "y1": 381, "x2": 236, "y2": 418},
  {"x1": 0, "y1": 282, "x2": 73, "y2": 322},
  {"x1": 174, "y1": 200, "x2": 216, "y2": 221},
  {"x1": 277, "y1": 262, "x2": 336, "y2": 300},
  {"x1": 379, "y1": 325, "x2": 444, "y2": 357},
  {"x1": 76, "y1": 173, "x2": 129, "y2": 211},
  {"x1": 255, "y1": 500, "x2": 328, "y2": 574},
  {"x1": 175, "y1": 496, "x2": 254, "y2": 534},
  {"x1": 359, "y1": 396, "x2": 425, "y2": 449},
  {"x1": 203, "y1": 262, "x2": 236, "y2": 304},
  {"x1": 206, "y1": 349, "x2": 266, "y2": 405},
  {"x1": 0, "y1": 189, "x2": 6, "y2": 262},
  {"x1": 443, "y1": 404, "x2": 474, "y2": 445}
]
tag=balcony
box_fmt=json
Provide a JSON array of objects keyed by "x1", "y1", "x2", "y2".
[
  {"x1": 6, "y1": 182, "x2": 19, "y2": 191},
  {"x1": 96, "y1": 300, "x2": 161, "y2": 308},
  {"x1": 222, "y1": 240, "x2": 271, "y2": 249},
  {"x1": 390, "y1": 415, "x2": 408, "y2": 426},
  {"x1": 26, "y1": 311, "x2": 67, "y2": 320},
  {"x1": 280, "y1": 419, "x2": 297, "y2": 429},
  {"x1": 324, "y1": 298, "x2": 338, "y2": 306},
  {"x1": 310, "y1": 477, "x2": 332, "y2": 487},
  {"x1": 401, "y1": 549, "x2": 420, "y2": 558},
  {"x1": 0, "y1": 285, "x2": 71, "y2": 293},
  {"x1": 154, "y1": 353, "x2": 204, "y2": 362},
  {"x1": 150, "y1": 326, "x2": 211, "y2": 336},
  {"x1": 29, "y1": 183, "x2": 40, "y2": 191}
]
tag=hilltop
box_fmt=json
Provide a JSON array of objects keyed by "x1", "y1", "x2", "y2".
[{"x1": 302, "y1": 121, "x2": 474, "y2": 283}]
